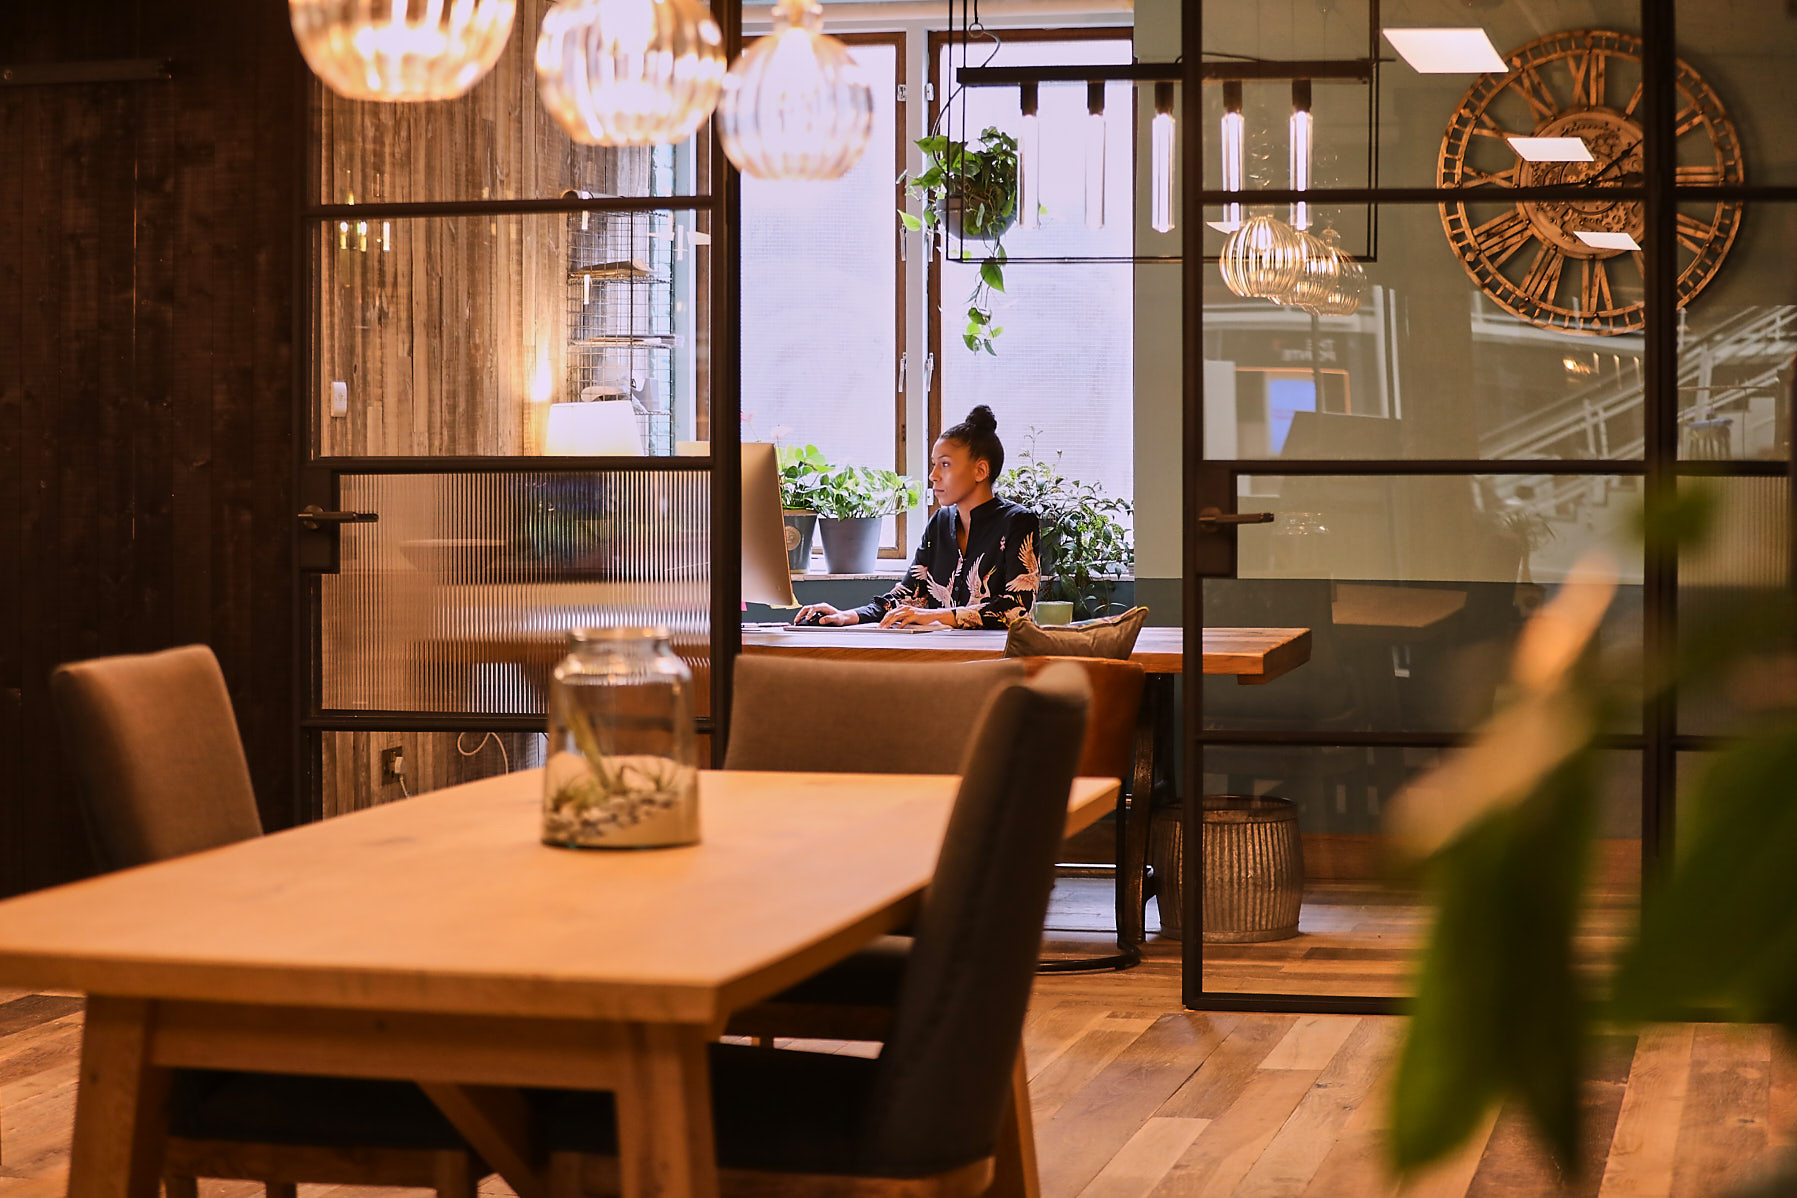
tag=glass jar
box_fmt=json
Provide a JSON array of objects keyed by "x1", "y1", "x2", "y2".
[{"x1": 543, "y1": 626, "x2": 699, "y2": 849}]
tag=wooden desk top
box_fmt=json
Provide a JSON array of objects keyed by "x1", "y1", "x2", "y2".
[
  {"x1": 0, "y1": 771, "x2": 1117, "y2": 1026},
  {"x1": 1330, "y1": 582, "x2": 1468, "y2": 633},
  {"x1": 744, "y1": 625, "x2": 1312, "y2": 682}
]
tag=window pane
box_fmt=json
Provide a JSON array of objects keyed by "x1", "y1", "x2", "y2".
[
  {"x1": 740, "y1": 42, "x2": 901, "y2": 487},
  {"x1": 316, "y1": 0, "x2": 705, "y2": 204},
  {"x1": 937, "y1": 38, "x2": 1135, "y2": 520},
  {"x1": 314, "y1": 210, "x2": 710, "y2": 457}
]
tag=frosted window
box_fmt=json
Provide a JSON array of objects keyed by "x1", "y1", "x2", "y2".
[
  {"x1": 937, "y1": 39, "x2": 1135, "y2": 516},
  {"x1": 741, "y1": 43, "x2": 900, "y2": 480}
]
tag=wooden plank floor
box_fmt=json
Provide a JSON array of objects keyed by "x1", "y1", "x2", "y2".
[{"x1": 3, "y1": 881, "x2": 1790, "y2": 1198}]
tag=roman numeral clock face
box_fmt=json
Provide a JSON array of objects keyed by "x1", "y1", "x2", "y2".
[{"x1": 1438, "y1": 30, "x2": 1744, "y2": 335}]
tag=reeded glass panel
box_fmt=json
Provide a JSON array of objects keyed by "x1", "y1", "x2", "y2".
[
  {"x1": 742, "y1": 40, "x2": 904, "y2": 553},
  {"x1": 320, "y1": 468, "x2": 710, "y2": 716},
  {"x1": 936, "y1": 38, "x2": 1136, "y2": 510},
  {"x1": 321, "y1": 730, "x2": 543, "y2": 817},
  {"x1": 1201, "y1": 1, "x2": 1652, "y2": 196},
  {"x1": 1674, "y1": 204, "x2": 1795, "y2": 462},
  {"x1": 1202, "y1": 203, "x2": 1655, "y2": 460},
  {"x1": 315, "y1": 0, "x2": 707, "y2": 204},
  {"x1": 1677, "y1": 0, "x2": 1797, "y2": 186},
  {"x1": 1204, "y1": 473, "x2": 1643, "y2": 734},
  {"x1": 1193, "y1": 746, "x2": 1640, "y2": 999},
  {"x1": 1679, "y1": 476, "x2": 1791, "y2": 734},
  {"x1": 314, "y1": 210, "x2": 710, "y2": 457}
]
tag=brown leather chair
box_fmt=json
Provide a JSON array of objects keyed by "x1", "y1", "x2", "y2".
[
  {"x1": 538, "y1": 664, "x2": 1092, "y2": 1198},
  {"x1": 1013, "y1": 656, "x2": 1148, "y2": 971},
  {"x1": 50, "y1": 645, "x2": 483, "y2": 1198}
]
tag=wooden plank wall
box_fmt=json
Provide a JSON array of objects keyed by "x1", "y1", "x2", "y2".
[{"x1": 0, "y1": 0, "x2": 302, "y2": 896}]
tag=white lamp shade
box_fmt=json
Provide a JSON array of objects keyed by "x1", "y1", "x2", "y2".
[
  {"x1": 535, "y1": 0, "x2": 725, "y2": 147},
  {"x1": 545, "y1": 401, "x2": 645, "y2": 456},
  {"x1": 290, "y1": 0, "x2": 517, "y2": 102},
  {"x1": 717, "y1": 0, "x2": 874, "y2": 180}
]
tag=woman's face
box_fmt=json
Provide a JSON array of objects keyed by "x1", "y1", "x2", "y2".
[{"x1": 929, "y1": 437, "x2": 989, "y2": 508}]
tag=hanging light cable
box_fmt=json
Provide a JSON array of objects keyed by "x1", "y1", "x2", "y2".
[
  {"x1": 1215, "y1": 79, "x2": 1244, "y2": 232},
  {"x1": 1150, "y1": 81, "x2": 1176, "y2": 234},
  {"x1": 1288, "y1": 79, "x2": 1313, "y2": 231},
  {"x1": 1018, "y1": 82, "x2": 1041, "y2": 231},
  {"x1": 718, "y1": 0, "x2": 875, "y2": 180},
  {"x1": 290, "y1": 0, "x2": 517, "y2": 101},
  {"x1": 1084, "y1": 80, "x2": 1106, "y2": 231}
]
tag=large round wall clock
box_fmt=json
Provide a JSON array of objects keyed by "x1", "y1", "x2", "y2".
[{"x1": 1437, "y1": 29, "x2": 1744, "y2": 336}]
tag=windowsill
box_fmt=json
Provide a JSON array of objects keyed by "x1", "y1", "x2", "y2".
[{"x1": 791, "y1": 570, "x2": 908, "y2": 581}]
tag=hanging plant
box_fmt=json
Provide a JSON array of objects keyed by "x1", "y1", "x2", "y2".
[{"x1": 900, "y1": 126, "x2": 1021, "y2": 355}]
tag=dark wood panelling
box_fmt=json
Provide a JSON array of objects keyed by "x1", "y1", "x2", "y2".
[{"x1": 0, "y1": 0, "x2": 303, "y2": 896}]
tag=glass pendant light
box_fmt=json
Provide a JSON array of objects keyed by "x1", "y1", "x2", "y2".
[
  {"x1": 1288, "y1": 79, "x2": 1313, "y2": 232},
  {"x1": 1220, "y1": 212, "x2": 1305, "y2": 300},
  {"x1": 1084, "y1": 81, "x2": 1106, "y2": 230},
  {"x1": 1150, "y1": 82, "x2": 1175, "y2": 234},
  {"x1": 1211, "y1": 79, "x2": 1244, "y2": 233},
  {"x1": 1283, "y1": 227, "x2": 1340, "y2": 312},
  {"x1": 536, "y1": 0, "x2": 725, "y2": 146},
  {"x1": 1321, "y1": 246, "x2": 1367, "y2": 315},
  {"x1": 718, "y1": 0, "x2": 874, "y2": 180},
  {"x1": 1018, "y1": 83, "x2": 1041, "y2": 231},
  {"x1": 291, "y1": 0, "x2": 517, "y2": 101}
]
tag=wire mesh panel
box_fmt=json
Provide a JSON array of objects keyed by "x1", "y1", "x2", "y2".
[
  {"x1": 565, "y1": 205, "x2": 682, "y2": 455},
  {"x1": 320, "y1": 467, "x2": 710, "y2": 716}
]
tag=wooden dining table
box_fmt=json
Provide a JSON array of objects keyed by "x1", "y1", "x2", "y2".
[{"x1": 0, "y1": 769, "x2": 1118, "y2": 1198}]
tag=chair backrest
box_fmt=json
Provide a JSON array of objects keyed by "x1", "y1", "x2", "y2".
[
  {"x1": 858, "y1": 663, "x2": 1090, "y2": 1174},
  {"x1": 50, "y1": 645, "x2": 264, "y2": 869},
  {"x1": 1011, "y1": 656, "x2": 1144, "y2": 783},
  {"x1": 723, "y1": 656, "x2": 1028, "y2": 775}
]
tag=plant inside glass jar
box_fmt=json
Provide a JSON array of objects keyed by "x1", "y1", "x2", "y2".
[{"x1": 543, "y1": 689, "x2": 696, "y2": 842}]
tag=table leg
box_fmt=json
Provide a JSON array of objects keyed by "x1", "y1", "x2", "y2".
[
  {"x1": 69, "y1": 996, "x2": 170, "y2": 1198},
  {"x1": 1118, "y1": 675, "x2": 1175, "y2": 946},
  {"x1": 421, "y1": 1082, "x2": 546, "y2": 1198},
  {"x1": 611, "y1": 1023, "x2": 718, "y2": 1198}
]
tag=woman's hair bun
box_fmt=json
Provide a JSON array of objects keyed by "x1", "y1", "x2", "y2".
[{"x1": 965, "y1": 405, "x2": 998, "y2": 434}]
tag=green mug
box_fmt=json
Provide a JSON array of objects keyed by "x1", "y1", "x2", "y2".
[{"x1": 1034, "y1": 600, "x2": 1074, "y2": 626}]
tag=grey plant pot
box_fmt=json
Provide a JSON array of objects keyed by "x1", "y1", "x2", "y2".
[
  {"x1": 781, "y1": 511, "x2": 818, "y2": 574},
  {"x1": 817, "y1": 516, "x2": 882, "y2": 576}
]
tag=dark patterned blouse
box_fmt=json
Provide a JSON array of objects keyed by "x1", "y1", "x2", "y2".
[{"x1": 851, "y1": 496, "x2": 1041, "y2": 629}]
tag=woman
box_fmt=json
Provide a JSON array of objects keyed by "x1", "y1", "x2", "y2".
[{"x1": 796, "y1": 406, "x2": 1041, "y2": 629}]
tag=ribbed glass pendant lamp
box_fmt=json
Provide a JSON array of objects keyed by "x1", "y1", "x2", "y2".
[
  {"x1": 718, "y1": 0, "x2": 874, "y2": 180},
  {"x1": 1220, "y1": 212, "x2": 1305, "y2": 300},
  {"x1": 535, "y1": 0, "x2": 725, "y2": 146},
  {"x1": 291, "y1": 0, "x2": 517, "y2": 101}
]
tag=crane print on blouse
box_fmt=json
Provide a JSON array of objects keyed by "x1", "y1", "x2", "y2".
[{"x1": 849, "y1": 498, "x2": 1042, "y2": 630}]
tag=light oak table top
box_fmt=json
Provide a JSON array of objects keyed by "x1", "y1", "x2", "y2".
[
  {"x1": 0, "y1": 769, "x2": 1119, "y2": 1025},
  {"x1": 1, "y1": 769, "x2": 1118, "y2": 1198},
  {"x1": 744, "y1": 624, "x2": 1311, "y2": 682}
]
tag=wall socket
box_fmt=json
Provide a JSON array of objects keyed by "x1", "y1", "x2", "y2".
[{"x1": 380, "y1": 746, "x2": 405, "y2": 785}]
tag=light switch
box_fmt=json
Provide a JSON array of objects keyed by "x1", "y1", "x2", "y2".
[{"x1": 330, "y1": 381, "x2": 349, "y2": 417}]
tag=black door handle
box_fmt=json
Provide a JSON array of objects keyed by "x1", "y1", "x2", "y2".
[
  {"x1": 1197, "y1": 507, "x2": 1275, "y2": 530},
  {"x1": 297, "y1": 505, "x2": 379, "y2": 531}
]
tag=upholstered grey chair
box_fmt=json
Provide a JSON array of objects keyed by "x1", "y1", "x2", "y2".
[
  {"x1": 724, "y1": 655, "x2": 1028, "y2": 775},
  {"x1": 538, "y1": 664, "x2": 1092, "y2": 1198},
  {"x1": 49, "y1": 645, "x2": 481, "y2": 1198}
]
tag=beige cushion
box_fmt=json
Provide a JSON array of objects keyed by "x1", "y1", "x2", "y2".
[
  {"x1": 725, "y1": 656, "x2": 1027, "y2": 775},
  {"x1": 50, "y1": 645, "x2": 264, "y2": 869},
  {"x1": 1003, "y1": 606, "x2": 1149, "y2": 661}
]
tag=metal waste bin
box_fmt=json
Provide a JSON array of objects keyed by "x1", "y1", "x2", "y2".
[{"x1": 1151, "y1": 796, "x2": 1303, "y2": 943}]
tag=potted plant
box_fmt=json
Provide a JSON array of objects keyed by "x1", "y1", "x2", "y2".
[
  {"x1": 814, "y1": 465, "x2": 924, "y2": 576},
  {"x1": 901, "y1": 126, "x2": 1021, "y2": 356},
  {"x1": 776, "y1": 443, "x2": 830, "y2": 573},
  {"x1": 998, "y1": 432, "x2": 1134, "y2": 620}
]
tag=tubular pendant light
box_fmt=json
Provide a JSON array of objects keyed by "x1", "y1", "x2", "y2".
[
  {"x1": 1150, "y1": 81, "x2": 1175, "y2": 234},
  {"x1": 535, "y1": 0, "x2": 725, "y2": 146},
  {"x1": 1018, "y1": 82, "x2": 1041, "y2": 231},
  {"x1": 290, "y1": 0, "x2": 517, "y2": 101},
  {"x1": 1084, "y1": 80, "x2": 1106, "y2": 230},
  {"x1": 718, "y1": 0, "x2": 875, "y2": 180},
  {"x1": 1216, "y1": 79, "x2": 1245, "y2": 232},
  {"x1": 1288, "y1": 79, "x2": 1313, "y2": 231}
]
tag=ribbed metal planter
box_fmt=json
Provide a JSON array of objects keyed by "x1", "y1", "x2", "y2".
[{"x1": 1151, "y1": 796, "x2": 1304, "y2": 943}]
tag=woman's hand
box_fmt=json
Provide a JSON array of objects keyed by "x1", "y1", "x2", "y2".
[
  {"x1": 794, "y1": 602, "x2": 857, "y2": 627},
  {"x1": 880, "y1": 606, "x2": 952, "y2": 628}
]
